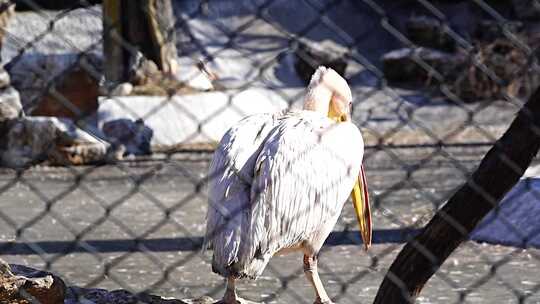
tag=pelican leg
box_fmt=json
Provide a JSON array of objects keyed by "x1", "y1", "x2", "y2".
[
  {"x1": 303, "y1": 254, "x2": 334, "y2": 304},
  {"x1": 218, "y1": 277, "x2": 246, "y2": 304}
]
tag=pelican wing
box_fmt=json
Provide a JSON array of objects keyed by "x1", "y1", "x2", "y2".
[
  {"x1": 204, "y1": 112, "x2": 281, "y2": 274},
  {"x1": 240, "y1": 111, "x2": 364, "y2": 276}
]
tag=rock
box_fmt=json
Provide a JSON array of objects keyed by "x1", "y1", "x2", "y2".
[
  {"x1": 0, "y1": 67, "x2": 11, "y2": 89},
  {"x1": 131, "y1": 54, "x2": 161, "y2": 86},
  {"x1": 474, "y1": 20, "x2": 524, "y2": 43},
  {"x1": 525, "y1": 22, "x2": 540, "y2": 47},
  {"x1": 0, "y1": 1, "x2": 15, "y2": 54},
  {"x1": 102, "y1": 118, "x2": 153, "y2": 155},
  {"x1": 65, "y1": 287, "x2": 217, "y2": 304},
  {"x1": 7, "y1": 53, "x2": 102, "y2": 116},
  {"x1": 0, "y1": 86, "x2": 23, "y2": 121},
  {"x1": 451, "y1": 37, "x2": 538, "y2": 102},
  {"x1": 67, "y1": 288, "x2": 140, "y2": 304},
  {"x1": 0, "y1": 116, "x2": 111, "y2": 167},
  {"x1": 3, "y1": 6, "x2": 102, "y2": 110},
  {"x1": 0, "y1": 259, "x2": 13, "y2": 276},
  {"x1": 294, "y1": 40, "x2": 348, "y2": 85},
  {"x1": 382, "y1": 47, "x2": 465, "y2": 85},
  {"x1": 65, "y1": 288, "x2": 260, "y2": 304},
  {"x1": 110, "y1": 82, "x2": 134, "y2": 96},
  {"x1": 0, "y1": 262, "x2": 66, "y2": 304},
  {"x1": 405, "y1": 15, "x2": 455, "y2": 52},
  {"x1": 30, "y1": 66, "x2": 100, "y2": 119},
  {"x1": 0, "y1": 67, "x2": 23, "y2": 149},
  {"x1": 382, "y1": 42, "x2": 539, "y2": 102},
  {"x1": 98, "y1": 89, "x2": 288, "y2": 152},
  {"x1": 513, "y1": 0, "x2": 540, "y2": 20}
]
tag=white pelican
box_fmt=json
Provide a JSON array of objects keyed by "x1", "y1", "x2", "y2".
[{"x1": 204, "y1": 66, "x2": 371, "y2": 304}]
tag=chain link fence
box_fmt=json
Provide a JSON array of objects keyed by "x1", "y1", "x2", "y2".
[{"x1": 0, "y1": 0, "x2": 540, "y2": 303}]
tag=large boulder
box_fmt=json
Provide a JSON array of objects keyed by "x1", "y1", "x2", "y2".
[
  {"x1": 0, "y1": 1, "x2": 14, "y2": 53},
  {"x1": 2, "y1": 6, "x2": 102, "y2": 111},
  {"x1": 451, "y1": 37, "x2": 539, "y2": 102},
  {"x1": 30, "y1": 65, "x2": 101, "y2": 119},
  {"x1": 474, "y1": 20, "x2": 524, "y2": 43},
  {"x1": 0, "y1": 261, "x2": 66, "y2": 304},
  {"x1": 382, "y1": 47, "x2": 465, "y2": 85},
  {"x1": 102, "y1": 118, "x2": 153, "y2": 156},
  {"x1": 513, "y1": 0, "x2": 540, "y2": 20},
  {"x1": 405, "y1": 15, "x2": 455, "y2": 52},
  {"x1": 0, "y1": 64, "x2": 23, "y2": 122},
  {"x1": 0, "y1": 67, "x2": 10, "y2": 89},
  {"x1": 0, "y1": 68, "x2": 24, "y2": 150},
  {"x1": 294, "y1": 40, "x2": 348, "y2": 85},
  {"x1": 0, "y1": 86, "x2": 23, "y2": 121},
  {"x1": 0, "y1": 116, "x2": 111, "y2": 167}
]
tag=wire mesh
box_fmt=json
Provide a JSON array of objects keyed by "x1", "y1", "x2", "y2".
[{"x1": 0, "y1": 0, "x2": 539, "y2": 303}]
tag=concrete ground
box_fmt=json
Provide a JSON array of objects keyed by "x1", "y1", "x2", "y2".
[
  {"x1": 1, "y1": 146, "x2": 540, "y2": 303},
  {"x1": 0, "y1": 2, "x2": 538, "y2": 303}
]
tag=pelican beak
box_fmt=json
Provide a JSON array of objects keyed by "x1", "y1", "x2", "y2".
[
  {"x1": 351, "y1": 165, "x2": 372, "y2": 250},
  {"x1": 326, "y1": 106, "x2": 371, "y2": 248}
]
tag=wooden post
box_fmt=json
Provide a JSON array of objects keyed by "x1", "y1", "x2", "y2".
[
  {"x1": 373, "y1": 87, "x2": 540, "y2": 303},
  {"x1": 102, "y1": 0, "x2": 124, "y2": 86},
  {"x1": 102, "y1": 0, "x2": 178, "y2": 86}
]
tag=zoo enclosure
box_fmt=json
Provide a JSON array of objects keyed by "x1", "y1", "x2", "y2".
[{"x1": 0, "y1": 0, "x2": 540, "y2": 303}]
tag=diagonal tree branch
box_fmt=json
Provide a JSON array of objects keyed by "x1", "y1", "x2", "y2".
[{"x1": 373, "y1": 87, "x2": 540, "y2": 303}]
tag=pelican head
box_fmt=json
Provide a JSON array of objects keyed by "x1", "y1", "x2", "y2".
[
  {"x1": 303, "y1": 66, "x2": 372, "y2": 251},
  {"x1": 303, "y1": 66, "x2": 353, "y2": 122}
]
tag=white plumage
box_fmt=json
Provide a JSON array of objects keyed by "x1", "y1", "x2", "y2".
[{"x1": 204, "y1": 66, "x2": 371, "y2": 304}]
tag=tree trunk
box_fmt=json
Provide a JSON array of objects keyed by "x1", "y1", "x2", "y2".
[
  {"x1": 373, "y1": 87, "x2": 540, "y2": 303},
  {"x1": 103, "y1": 0, "x2": 177, "y2": 86}
]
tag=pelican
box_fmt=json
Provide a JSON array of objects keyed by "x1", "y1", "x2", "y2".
[{"x1": 204, "y1": 66, "x2": 371, "y2": 304}]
